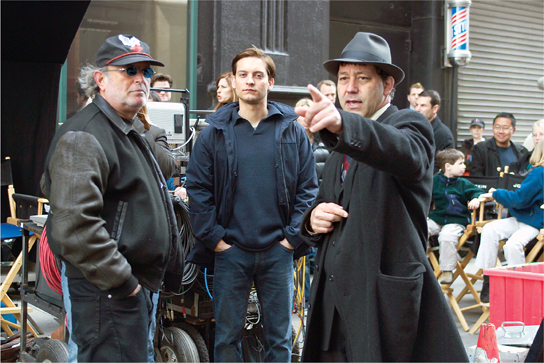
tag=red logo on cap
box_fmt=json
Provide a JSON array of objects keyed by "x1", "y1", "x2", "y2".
[{"x1": 130, "y1": 44, "x2": 143, "y2": 52}]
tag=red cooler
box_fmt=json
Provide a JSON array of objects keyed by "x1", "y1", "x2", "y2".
[{"x1": 484, "y1": 263, "x2": 544, "y2": 326}]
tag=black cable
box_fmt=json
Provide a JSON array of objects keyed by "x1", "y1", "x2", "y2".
[{"x1": 170, "y1": 196, "x2": 198, "y2": 290}]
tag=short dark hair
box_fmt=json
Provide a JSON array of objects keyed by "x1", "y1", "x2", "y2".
[
  {"x1": 419, "y1": 90, "x2": 441, "y2": 107},
  {"x1": 232, "y1": 46, "x2": 276, "y2": 79},
  {"x1": 493, "y1": 112, "x2": 516, "y2": 128},
  {"x1": 151, "y1": 73, "x2": 173, "y2": 87},
  {"x1": 436, "y1": 148, "x2": 464, "y2": 172}
]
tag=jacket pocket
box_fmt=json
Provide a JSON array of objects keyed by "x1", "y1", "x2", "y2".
[
  {"x1": 110, "y1": 201, "x2": 128, "y2": 242},
  {"x1": 377, "y1": 262, "x2": 425, "y2": 362},
  {"x1": 446, "y1": 193, "x2": 463, "y2": 216}
]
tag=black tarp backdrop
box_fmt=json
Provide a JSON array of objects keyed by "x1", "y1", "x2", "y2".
[{"x1": 1, "y1": 1, "x2": 90, "y2": 221}]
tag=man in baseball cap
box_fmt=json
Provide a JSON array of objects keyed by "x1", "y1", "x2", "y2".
[
  {"x1": 296, "y1": 32, "x2": 467, "y2": 362},
  {"x1": 42, "y1": 34, "x2": 182, "y2": 362},
  {"x1": 460, "y1": 118, "x2": 486, "y2": 175}
]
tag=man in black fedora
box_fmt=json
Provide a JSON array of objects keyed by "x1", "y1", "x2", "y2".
[{"x1": 296, "y1": 32, "x2": 468, "y2": 362}]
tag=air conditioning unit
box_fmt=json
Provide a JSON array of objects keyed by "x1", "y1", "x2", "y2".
[{"x1": 146, "y1": 102, "x2": 186, "y2": 144}]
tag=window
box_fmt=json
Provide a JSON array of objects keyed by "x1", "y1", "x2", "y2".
[{"x1": 64, "y1": 0, "x2": 188, "y2": 119}]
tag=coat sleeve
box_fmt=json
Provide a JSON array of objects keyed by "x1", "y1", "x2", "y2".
[
  {"x1": 186, "y1": 128, "x2": 227, "y2": 251},
  {"x1": 470, "y1": 143, "x2": 485, "y2": 176},
  {"x1": 463, "y1": 179, "x2": 485, "y2": 201},
  {"x1": 283, "y1": 124, "x2": 318, "y2": 249},
  {"x1": 493, "y1": 168, "x2": 542, "y2": 209},
  {"x1": 144, "y1": 124, "x2": 177, "y2": 180},
  {"x1": 299, "y1": 153, "x2": 340, "y2": 246},
  {"x1": 47, "y1": 131, "x2": 138, "y2": 298},
  {"x1": 320, "y1": 109, "x2": 434, "y2": 183}
]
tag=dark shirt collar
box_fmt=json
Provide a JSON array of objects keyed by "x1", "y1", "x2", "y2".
[{"x1": 232, "y1": 103, "x2": 282, "y2": 124}]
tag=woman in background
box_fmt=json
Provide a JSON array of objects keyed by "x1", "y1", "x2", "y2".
[
  {"x1": 214, "y1": 72, "x2": 237, "y2": 110},
  {"x1": 509, "y1": 119, "x2": 544, "y2": 175}
]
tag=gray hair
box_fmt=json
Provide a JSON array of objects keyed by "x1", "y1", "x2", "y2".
[{"x1": 78, "y1": 63, "x2": 108, "y2": 98}]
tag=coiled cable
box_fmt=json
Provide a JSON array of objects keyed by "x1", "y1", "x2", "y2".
[{"x1": 38, "y1": 225, "x2": 62, "y2": 294}]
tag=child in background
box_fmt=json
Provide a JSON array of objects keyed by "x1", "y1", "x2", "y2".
[
  {"x1": 475, "y1": 139, "x2": 544, "y2": 302},
  {"x1": 428, "y1": 149, "x2": 485, "y2": 284}
]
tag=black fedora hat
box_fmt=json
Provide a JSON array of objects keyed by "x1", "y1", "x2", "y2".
[{"x1": 323, "y1": 32, "x2": 405, "y2": 85}]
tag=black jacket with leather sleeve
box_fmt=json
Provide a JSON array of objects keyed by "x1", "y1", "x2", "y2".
[
  {"x1": 42, "y1": 95, "x2": 182, "y2": 299},
  {"x1": 471, "y1": 137, "x2": 528, "y2": 176}
]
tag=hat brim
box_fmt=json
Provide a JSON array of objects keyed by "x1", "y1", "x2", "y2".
[
  {"x1": 108, "y1": 54, "x2": 165, "y2": 67},
  {"x1": 323, "y1": 58, "x2": 405, "y2": 85}
]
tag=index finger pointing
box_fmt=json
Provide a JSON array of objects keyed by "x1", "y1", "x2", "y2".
[{"x1": 307, "y1": 84, "x2": 324, "y2": 103}]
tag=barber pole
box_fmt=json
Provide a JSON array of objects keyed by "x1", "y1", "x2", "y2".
[
  {"x1": 451, "y1": 6, "x2": 468, "y2": 51},
  {"x1": 445, "y1": 0, "x2": 472, "y2": 67}
]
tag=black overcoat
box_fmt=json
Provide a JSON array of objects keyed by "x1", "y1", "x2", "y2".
[{"x1": 301, "y1": 105, "x2": 468, "y2": 362}]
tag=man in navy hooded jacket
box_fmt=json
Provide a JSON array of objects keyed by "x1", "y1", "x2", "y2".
[{"x1": 186, "y1": 46, "x2": 318, "y2": 362}]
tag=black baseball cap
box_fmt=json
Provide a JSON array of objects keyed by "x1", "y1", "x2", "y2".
[
  {"x1": 469, "y1": 118, "x2": 485, "y2": 128},
  {"x1": 95, "y1": 34, "x2": 164, "y2": 67}
]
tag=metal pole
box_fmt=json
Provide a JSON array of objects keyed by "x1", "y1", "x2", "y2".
[
  {"x1": 19, "y1": 224, "x2": 30, "y2": 358},
  {"x1": 450, "y1": 66, "x2": 459, "y2": 146},
  {"x1": 57, "y1": 61, "x2": 68, "y2": 127},
  {"x1": 187, "y1": 0, "x2": 198, "y2": 114}
]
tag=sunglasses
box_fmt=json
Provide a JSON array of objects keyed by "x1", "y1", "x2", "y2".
[{"x1": 109, "y1": 65, "x2": 155, "y2": 78}]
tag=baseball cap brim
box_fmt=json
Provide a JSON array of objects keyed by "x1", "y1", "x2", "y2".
[{"x1": 107, "y1": 53, "x2": 165, "y2": 67}]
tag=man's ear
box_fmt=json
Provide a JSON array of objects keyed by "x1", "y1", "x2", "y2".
[
  {"x1": 94, "y1": 70, "x2": 107, "y2": 92},
  {"x1": 268, "y1": 77, "x2": 275, "y2": 92},
  {"x1": 384, "y1": 76, "x2": 394, "y2": 96},
  {"x1": 432, "y1": 104, "x2": 440, "y2": 114}
]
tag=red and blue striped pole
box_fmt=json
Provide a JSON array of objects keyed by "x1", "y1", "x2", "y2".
[{"x1": 446, "y1": 0, "x2": 472, "y2": 67}]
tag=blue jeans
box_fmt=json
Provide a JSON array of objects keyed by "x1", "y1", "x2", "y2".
[
  {"x1": 213, "y1": 243, "x2": 294, "y2": 362},
  {"x1": 61, "y1": 262, "x2": 78, "y2": 363},
  {"x1": 68, "y1": 278, "x2": 153, "y2": 362},
  {"x1": 148, "y1": 291, "x2": 159, "y2": 362},
  {"x1": 304, "y1": 257, "x2": 311, "y2": 309}
]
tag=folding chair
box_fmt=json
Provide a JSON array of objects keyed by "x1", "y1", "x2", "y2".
[
  {"x1": 429, "y1": 174, "x2": 502, "y2": 332},
  {"x1": 460, "y1": 178, "x2": 535, "y2": 334},
  {"x1": 1, "y1": 157, "x2": 48, "y2": 337},
  {"x1": 525, "y1": 203, "x2": 543, "y2": 263},
  {"x1": 427, "y1": 207, "x2": 481, "y2": 331}
]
